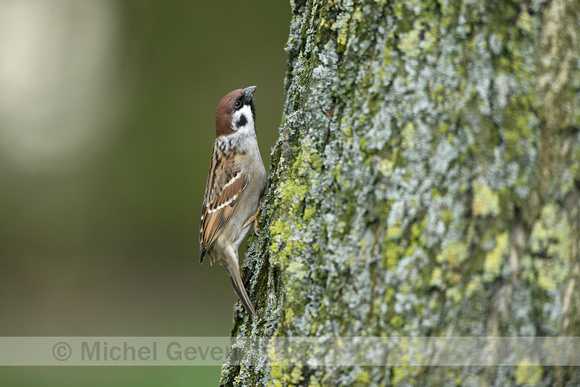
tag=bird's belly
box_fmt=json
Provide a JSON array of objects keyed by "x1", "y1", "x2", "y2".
[
  {"x1": 233, "y1": 222, "x2": 252, "y2": 249},
  {"x1": 216, "y1": 190, "x2": 257, "y2": 250}
]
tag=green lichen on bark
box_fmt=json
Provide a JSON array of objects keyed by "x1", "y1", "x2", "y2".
[{"x1": 220, "y1": 0, "x2": 580, "y2": 385}]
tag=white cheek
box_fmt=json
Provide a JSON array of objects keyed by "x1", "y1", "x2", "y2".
[{"x1": 231, "y1": 105, "x2": 254, "y2": 134}]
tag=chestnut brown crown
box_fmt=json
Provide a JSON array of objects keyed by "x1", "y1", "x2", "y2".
[{"x1": 215, "y1": 86, "x2": 256, "y2": 138}]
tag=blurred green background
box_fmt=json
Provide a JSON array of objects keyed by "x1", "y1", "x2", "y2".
[{"x1": 0, "y1": 0, "x2": 289, "y2": 385}]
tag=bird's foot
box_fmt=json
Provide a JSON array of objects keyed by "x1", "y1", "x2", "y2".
[{"x1": 242, "y1": 200, "x2": 262, "y2": 234}]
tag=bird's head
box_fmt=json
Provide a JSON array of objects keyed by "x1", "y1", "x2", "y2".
[{"x1": 215, "y1": 86, "x2": 257, "y2": 138}]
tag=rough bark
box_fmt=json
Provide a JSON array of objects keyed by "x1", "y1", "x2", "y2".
[{"x1": 221, "y1": 0, "x2": 580, "y2": 385}]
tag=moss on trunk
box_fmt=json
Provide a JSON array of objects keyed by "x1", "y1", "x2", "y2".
[{"x1": 221, "y1": 0, "x2": 580, "y2": 385}]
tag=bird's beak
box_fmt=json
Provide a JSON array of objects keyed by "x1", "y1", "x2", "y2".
[{"x1": 243, "y1": 86, "x2": 257, "y2": 99}]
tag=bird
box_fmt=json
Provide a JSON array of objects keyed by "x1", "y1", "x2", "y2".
[{"x1": 199, "y1": 86, "x2": 267, "y2": 317}]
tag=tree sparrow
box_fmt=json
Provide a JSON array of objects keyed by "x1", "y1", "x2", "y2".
[{"x1": 199, "y1": 86, "x2": 267, "y2": 317}]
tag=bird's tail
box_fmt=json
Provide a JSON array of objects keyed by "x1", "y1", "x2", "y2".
[
  {"x1": 229, "y1": 272, "x2": 256, "y2": 317},
  {"x1": 223, "y1": 254, "x2": 255, "y2": 317}
]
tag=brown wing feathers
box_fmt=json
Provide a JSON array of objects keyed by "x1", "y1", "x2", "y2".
[{"x1": 199, "y1": 145, "x2": 247, "y2": 262}]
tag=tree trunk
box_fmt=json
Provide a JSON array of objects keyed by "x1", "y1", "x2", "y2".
[{"x1": 221, "y1": 0, "x2": 580, "y2": 385}]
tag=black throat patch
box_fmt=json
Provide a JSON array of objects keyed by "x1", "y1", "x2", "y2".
[{"x1": 236, "y1": 114, "x2": 247, "y2": 129}]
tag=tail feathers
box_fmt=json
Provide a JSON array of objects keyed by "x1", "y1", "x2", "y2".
[
  {"x1": 229, "y1": 271, "x2": 256, "y2": 317},
  {"x1": 199, "y1": 244, "x2": 206, "y2": 264}
]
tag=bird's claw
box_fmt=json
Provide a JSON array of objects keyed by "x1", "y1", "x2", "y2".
[{"x1": 243, "y1": 199, "x2": 262, "y2": 235}]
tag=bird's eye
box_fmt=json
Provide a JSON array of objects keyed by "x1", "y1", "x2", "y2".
[{"x1": 234, "y1": 99, "x2": 242, "y2": 109}]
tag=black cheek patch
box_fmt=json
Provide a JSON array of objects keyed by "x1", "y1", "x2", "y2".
[{"x1": 236, "y1": 114, "x2": 247, "y2": 128}]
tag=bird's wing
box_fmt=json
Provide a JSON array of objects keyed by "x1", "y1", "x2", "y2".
[{"x1": 199, "y1": 144, "x2": 247, "y2": 262}]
